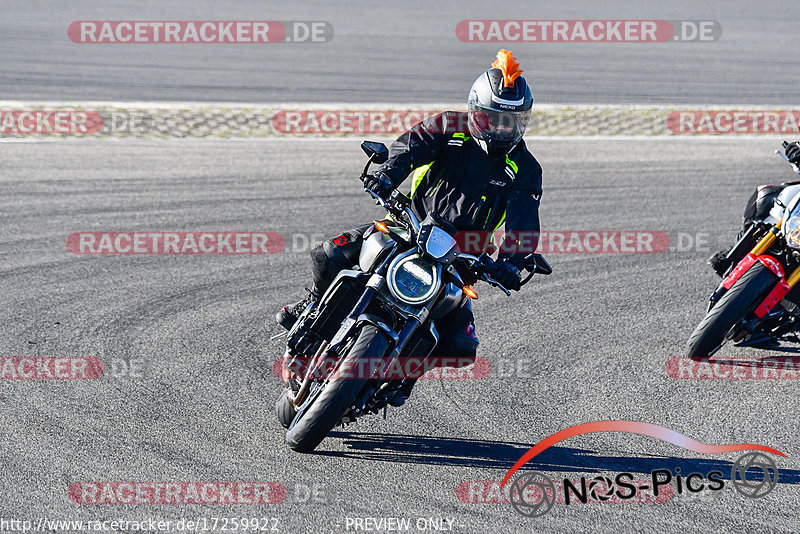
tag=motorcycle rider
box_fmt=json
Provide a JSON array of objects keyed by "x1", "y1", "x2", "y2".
[
  {"x1": 276, "y1": 50, "x2": 543, "y2": 405},
  {"x1": 709, "y1": 141, "x2": 800, "y2": 276}
]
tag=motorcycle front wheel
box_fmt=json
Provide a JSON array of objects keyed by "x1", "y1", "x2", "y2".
[
  {"x1": 285, "y1": 325, "x2": 389, "y2": 453},
  {"x1": 275, "y1": 389, "x2": 297, "y2": 429},
  {"x1": 686, "y1": 263, "x2": 777, "y2": 359}
]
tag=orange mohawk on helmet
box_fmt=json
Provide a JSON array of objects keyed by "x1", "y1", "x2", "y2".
[{"x1": 491, "y1": 49, "x2": 523, "y2": 88}]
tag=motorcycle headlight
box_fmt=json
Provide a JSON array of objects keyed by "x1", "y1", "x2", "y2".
[
  {"x1": 787, "y1": 215, "x2": 800, "y2": 249},
  {"x1": 387, "y1": 253, "x2": 440, "y2": 305}
]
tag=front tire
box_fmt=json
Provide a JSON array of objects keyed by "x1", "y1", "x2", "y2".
[
  {"x1": 686, "y1": 263, "x2": 777, "y2": 358},
  {"x1": 285, "y1": 326, "x2": 388, "y2": 453}
]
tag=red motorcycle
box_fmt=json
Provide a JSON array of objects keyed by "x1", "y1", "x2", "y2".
[{"x1": 687, "y1": 142, "x2": 800, "y2": 358}]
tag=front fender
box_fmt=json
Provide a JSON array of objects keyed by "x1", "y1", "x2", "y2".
[
  {"x1": 355, "y1": 313, "x2": 400, "y2": 348},
  {"x1": 722, "y1": 253, "x2": 783, "y2": 290}
]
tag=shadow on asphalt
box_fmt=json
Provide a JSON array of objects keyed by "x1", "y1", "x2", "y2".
[
  {"x1": 319, "y1": 432, "x2": 800, "y2": 484},
  {"x1": 728, "y1": 354, "x2": 800, "y2": 364}
]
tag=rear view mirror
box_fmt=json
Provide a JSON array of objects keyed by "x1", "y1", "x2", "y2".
[
  {"x1": 524, "y1": 253, "x2": 552, "y2": 275},
  {"x1": 361, "y1": 141, "x2": 389, "y2": 164}
]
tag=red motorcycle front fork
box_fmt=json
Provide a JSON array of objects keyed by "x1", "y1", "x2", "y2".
[{"x1": 716, "y1": 218, "x2": 800, "y2": 317}]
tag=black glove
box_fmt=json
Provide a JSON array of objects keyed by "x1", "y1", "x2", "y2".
[
  {"x1": 363, "y1": 170, "x2": 394, "y2": 198},
  {"x1": 786, "y1": 141, "x2": 800, "y2": 166},
  {"x1": 493, "y1": 260, "x2": 522, "y2": 291}
]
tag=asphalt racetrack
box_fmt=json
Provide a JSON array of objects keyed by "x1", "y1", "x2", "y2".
[
  {"x1": 2, "y1": 0, "x2": 800, "y2": 104},
  {"x1": 2, "y1": 137, "x2": 799, "y2": 532}
]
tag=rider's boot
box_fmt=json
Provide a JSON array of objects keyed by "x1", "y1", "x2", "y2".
[
  {"x1": 708, "y1": 223, "x2": 762, "y2": 278},
  {"x1": 275, "y1": 286, "x2": 322, "y2": 330},
  {"x1": 388, "y1": 379, "x2": 417, "y2": 407},
  {"x1": 708, "y1": 249, "x2": 732, "y2": 277}
]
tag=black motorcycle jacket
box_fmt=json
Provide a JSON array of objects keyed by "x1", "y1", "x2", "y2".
[{"x1": 376, "y1": 111, "x2": 543, "y2": 269}]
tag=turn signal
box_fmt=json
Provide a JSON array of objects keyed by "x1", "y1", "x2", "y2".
[
  {"x1": 463, "y1": 286, "x2": 478, "y2": 299},
  {"x1": 374, "y1": 221, "x2": 390, "y2": 234}
]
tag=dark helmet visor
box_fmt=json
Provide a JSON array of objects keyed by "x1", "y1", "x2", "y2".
[{"x1": 467, "y1": 101, "x2": 531, "y2": 145}]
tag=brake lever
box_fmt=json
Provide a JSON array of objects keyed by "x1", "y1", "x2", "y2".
[
  {"x1": 364, "y1": 187, "x2": 391, "y2": 209},
  {"x1": 775, "y1": 147, "x2": 800, "y2": 174},
  {"x1": 775, "y1": 149, "x2": 791, "y2": 162},
  {"x1": 482, "y1": 273, "x2": 511, "y2": 296},
  {"x1": 363, "y1": 187, "x2": 418, "y2": 237}
]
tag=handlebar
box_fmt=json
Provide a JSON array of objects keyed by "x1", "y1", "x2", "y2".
[
  {"x1": 362, "y1": 187, "x2": 421, "y2": 233},
  {"x1": 775, "y1": 141, "x2": 800, "y2": 174},
  {"x1": 359, "y1": 152, "x2": 421, "y2": 230},
  {"x1": 364, "y1": 182, "x2": 516, "y2": 295},
  {"x1": 455, "y1": 252, "x2": 514, "y2": 295},
  {"x1": 360, "y1": 172, "x2": 538, "y2": 297}
]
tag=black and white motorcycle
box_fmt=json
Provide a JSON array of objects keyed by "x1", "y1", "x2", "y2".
[{"x1": 273, "y1": 141, "x2": 552, "y2": 452}]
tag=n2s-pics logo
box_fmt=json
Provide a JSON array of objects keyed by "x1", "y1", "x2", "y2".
[{"x1": 501, "y1": 421, "x2": 784, "y2": 518}]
